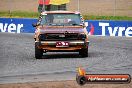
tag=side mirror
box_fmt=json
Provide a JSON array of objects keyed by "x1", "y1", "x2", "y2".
[
  {"x1": 83, "y1": 25, "x2": 86, "y2": 28},
  {"x1": 32, "y1": 22, "x2": 40, "y2": 27},
  {"x1": 80, "y1": 24, "x2": 86, "y2": 28},
  {"x1": 32, "y1": 23, "x2": 37, "y2": 27}
]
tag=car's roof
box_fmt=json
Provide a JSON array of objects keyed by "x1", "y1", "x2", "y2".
[{"x1": 41, "y1": 11, "x2": 80, "y2": 15}]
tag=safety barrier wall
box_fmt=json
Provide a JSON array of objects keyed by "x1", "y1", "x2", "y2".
[{"x1": 0, "y1": 18, "x2": 132, "y2": 37}]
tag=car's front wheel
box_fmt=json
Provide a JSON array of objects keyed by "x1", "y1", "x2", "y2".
[
  {"x1": 35, "y1": 43, "x2": 43, "y2": 59},
  {"x1": 79, "y1": 48, "x2": 88, "y2": 57}
]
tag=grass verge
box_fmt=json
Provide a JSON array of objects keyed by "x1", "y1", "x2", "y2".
[
  {"x1": 83, "y1": 15, "x2": 132, "y2": 21},
  {"x1": 0, "y1": 11, "x2": 39, "y2": 18},
  {"x1": 0, "y1": 11, "x2": 132, "y2": 20}
]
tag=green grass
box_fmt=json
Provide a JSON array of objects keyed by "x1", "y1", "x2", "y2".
[
  {"x1": 0, "y1": 11, "x2": 39, "y2": 18},
  {"x1": 83, "y1": 15, "x2": 132, "y2": 21},
  {"x1": 0, "y1": 11, "x2": 132, "y2": 20}
]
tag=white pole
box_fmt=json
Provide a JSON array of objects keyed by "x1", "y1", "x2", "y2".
[
  {"x1": 42, "y1": 0, "x2": 45, "y2": 12},
  {"x1": 9, "y1": 0, "x2": 11, "y2": 17},
  {"x1": 114, "y1": 0, "x2": 116, "y2": 16},
  {"x1": 78, "y1": 0, "x2": 80, "y2": 11}
]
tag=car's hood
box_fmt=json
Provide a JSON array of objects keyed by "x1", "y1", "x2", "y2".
[{"x1": 38, "y1": 26, "x2": 84, "y2": 34}]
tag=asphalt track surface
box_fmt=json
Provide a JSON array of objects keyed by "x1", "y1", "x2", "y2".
[{"x1": 0, "y1": 33, "x2": 132, "y2": 84}]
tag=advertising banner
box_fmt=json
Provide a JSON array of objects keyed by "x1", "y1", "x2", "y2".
[
  {"x1": 85, "y1": 20, "x2": 132, "y2": 37},
  {"x1": 0, "y1": 18, "x2": 37, "y2": 33},
  {"x1": 0, "y1": 18, "x2": 132, "y2": 37}
]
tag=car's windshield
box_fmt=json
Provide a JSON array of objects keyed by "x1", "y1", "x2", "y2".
[{"x1": 40, "y1": 13, "x2": 83, "y2": 26}]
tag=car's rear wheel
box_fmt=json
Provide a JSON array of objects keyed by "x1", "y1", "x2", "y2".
[
  {"x1": 35, "y1": 43, "x2": 43, "y2": 59},
  {"x1": 79, "y1": 48, "x2": 88, "y2": 57}
]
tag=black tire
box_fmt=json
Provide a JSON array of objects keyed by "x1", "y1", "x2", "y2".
[
  {"x1": 35, "y1": 43, "x2": 43, "y2": 59},
  {"x1": 79, "y1": 48, "x2": 88, "y2": 57}
]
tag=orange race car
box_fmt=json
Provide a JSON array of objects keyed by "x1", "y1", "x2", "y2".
[{"x1": 32, "y1": 11, "x2": 89, "y2": 59}]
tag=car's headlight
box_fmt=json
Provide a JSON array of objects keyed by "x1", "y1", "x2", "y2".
[
  {"x1": 38, "y1": 34, "x2": 46, "y2": 41},
  {"x1": 79, "y1": 33, "x2": 86, "y2": 39}
]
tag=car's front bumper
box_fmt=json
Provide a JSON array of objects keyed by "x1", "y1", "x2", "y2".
[{"x1": 35, "y1": 40, "x2": 89, "y2": 51}]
